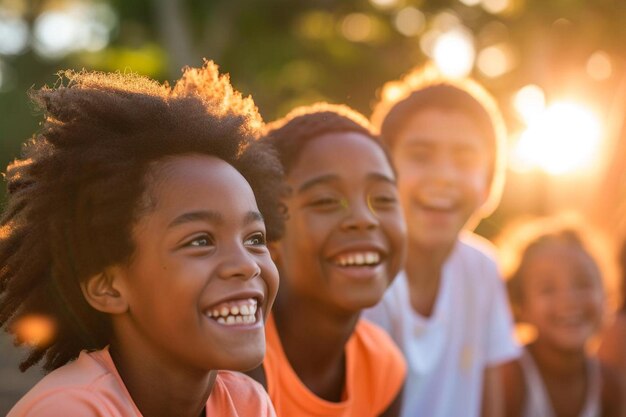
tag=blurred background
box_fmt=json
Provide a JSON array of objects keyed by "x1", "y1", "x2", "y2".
[{"x1": 1, "y1": 0, "x2": 626, "y2": 413}]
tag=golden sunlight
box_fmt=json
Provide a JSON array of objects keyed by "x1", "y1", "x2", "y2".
[{"x1": 511, "y1": 100, "x2": 602, "y2": 175}]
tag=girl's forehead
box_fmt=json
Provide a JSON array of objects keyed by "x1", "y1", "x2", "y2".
[{"x1": 523, "y1": 241, "x2": 602, "y2": 281}]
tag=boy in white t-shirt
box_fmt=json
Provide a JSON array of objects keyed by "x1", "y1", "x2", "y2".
[{"x1": 364, "y1": 64, "x2": 520, "y2": 417}]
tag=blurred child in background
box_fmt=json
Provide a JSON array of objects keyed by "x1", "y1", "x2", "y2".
[
  {"x1": 499, "y1": 218, "x2": 622, "y2": 417},
  {"x1": 598, "y1": 238, "x2": 626, "y2": 400},
  {"x1": 364, "y1": 64, "x2": 519, "y2": 417},
  {"x1": 248, "y1": 103, "x2": 407, "y2": 417},
  {"x1": 2, "y1": 62, "x2": 284, "y2": 417}
]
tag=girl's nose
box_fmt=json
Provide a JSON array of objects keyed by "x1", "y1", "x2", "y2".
[{"x1": 216, "y1": 245, "x2": 261, "y2": 280}]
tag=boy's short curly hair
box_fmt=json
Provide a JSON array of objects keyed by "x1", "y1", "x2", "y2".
[
  {"x1": 371, "y1": 64, "x2": 506, "y2": 218},
  {"x1": 261, "y1": 102, "x2": 390, "y2": 176},
  {"x1": 0, "y1": 61, "x2": 285, "y2": 372}
]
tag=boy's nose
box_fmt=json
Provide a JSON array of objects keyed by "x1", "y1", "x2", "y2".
[
  {"x1": 341, "y1": 199, "x2": 379, "y2": 231},
  {"x1": 216, "y1": 246, "x2": 261, "y2": 280},
  {"x1": 429, "y1": 156, "x2": 460, "y2": 185}
]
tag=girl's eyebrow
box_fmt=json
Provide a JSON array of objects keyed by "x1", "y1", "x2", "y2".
[
  {"x1": 168, "y1": 210, "x2": 264, "y2": 228},
  {"x1": 168, "y1": 211, "x2": 223, "y2": 228}
]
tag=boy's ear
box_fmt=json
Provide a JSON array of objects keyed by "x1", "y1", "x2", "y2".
[{"x1": 80, "y1": 266, "x2": 129, "y2": 314}]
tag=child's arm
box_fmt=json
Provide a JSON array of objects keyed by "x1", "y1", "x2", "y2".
[
  {"x1": 378, "y1": 385, "x2": 404, "y2": 417},
  {"x1": 481, "y1": 365, "x2": 504, "y2": 417},
  {"x1": 499, "y1": 359, "x2": 524, "y2": 417}
]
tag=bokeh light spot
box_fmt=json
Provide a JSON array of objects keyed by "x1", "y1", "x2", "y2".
[
  {"x1": 432, "y1": 28, "x2": 475, "y2": 78},
  {"x1": 341, "y1": 13, "x2": 372, "y2": 43},
  {"x1": 586, "y1": 51, "x2": 612, "y2": 81},
  {"x1": 0, "y1": 10, "x2": 29, "y2": 55},
  {"x1": 481, "y1": 0, "x2": 510, "y2": 14},
  {"x1": 513, "y1": 84, "x2": 545, "y2": 123},
  {"x1": 12, "y1": 314, "x2": 57, "y2": 347},
  {"x1": 394, "y1": 7, "x2": 425, "y2": 37},
  {"x1": 477, "y1": 43, "x2": 513, "y2": 78}
]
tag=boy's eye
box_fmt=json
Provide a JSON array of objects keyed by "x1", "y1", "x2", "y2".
[
  {"x1": 244, "y1": 232, "x2": 266, "y2": 246},
  {"x1": 369, "y1": 194, "x2": 398, "y2": 206},
  {"x1": 455, "y1": 149, "x2": 481, "y2": 167},
  {"x1": 308, "y1": 196, "x2": 343, "y2": 210},
  {"x1": 407, "y1": 148, "x2": 430, "y2": 162}
]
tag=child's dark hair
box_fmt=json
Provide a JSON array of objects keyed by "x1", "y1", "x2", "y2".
[
  {"x1": 371, "y1": 64, "x2": 506, "y2": 218},
  {"x1": 261, "y1": 102, "x2": 391, "y2": 175},
  {"x1": 497, "y1": 216, "x2": 607, "y2": 320},
  {"x1": 0, "y1": 61, "x2": 286, "y2": 372}
]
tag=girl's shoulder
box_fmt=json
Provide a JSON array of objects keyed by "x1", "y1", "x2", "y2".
[{"x1": 599, "y1": 362, "x2": 623, "y2": 417}]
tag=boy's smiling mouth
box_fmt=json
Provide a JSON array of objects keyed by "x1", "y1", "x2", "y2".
[
  {"x1": 332, "y1": 251, "x2": 382, "y2": 267},
  {"x1": 205, "y1": 298, "x2": 259, "y2": 325}
]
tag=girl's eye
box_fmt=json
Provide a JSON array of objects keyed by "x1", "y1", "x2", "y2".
[
  {"x1": 185, "y1": 235, "x2": 213, "y2": 248},
  {"x1": 245, "y1": 232, "x2": 266, "y2": 246}
]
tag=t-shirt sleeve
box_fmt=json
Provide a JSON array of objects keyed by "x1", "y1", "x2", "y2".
[
  {"x1": 8, "y1": 389, "x2": 113, "y2": 417},
  {"x1": 483, "y1": 260, "x2": 521, "y2": 366},
  {"x1": 357, "y1": 321, "x2": 407, "y2": 415}
]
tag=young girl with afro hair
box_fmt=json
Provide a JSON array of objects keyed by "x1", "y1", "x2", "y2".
[{"x1": 2, "y1": 61, "x2": 285, "y2": 417}]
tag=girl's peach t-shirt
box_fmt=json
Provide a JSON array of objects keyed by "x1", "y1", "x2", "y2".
[{"x1": 8, "y1": 347, "x2": 276, "y2": 417}]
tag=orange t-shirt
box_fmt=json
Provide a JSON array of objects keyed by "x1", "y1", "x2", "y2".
[
  {"x1": 8, "y1": 347, "x2": 276, "y2": 417},
  {"x1": 263, "y1": 315, "x2": 406, "y2": 417}
]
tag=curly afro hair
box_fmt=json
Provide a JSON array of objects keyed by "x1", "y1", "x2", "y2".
[
  {"x1": 261, "y1": 102, "x2": 391, "y2": 176},
  {"x1": 0, "y1": 61, "x2": 285, "y2": 372},
  {"x1": 371, "y1": 64, "x2": 506, "y2": 218}
]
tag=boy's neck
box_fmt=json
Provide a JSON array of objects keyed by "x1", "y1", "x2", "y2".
[
  {"x1": 404, "y1": 239, "x2": 455, "y2": 317},
  {"x1": 272, "y1": 293, "x2": 359, "y2": 402},
  {"x1": 527, "y1": 340, "x2": 588, "y2": 379},
  {"x1": 109, "y1": 337, "x2": 216, "y2": 417}
]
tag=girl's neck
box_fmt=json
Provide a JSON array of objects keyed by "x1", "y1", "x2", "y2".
[
  {"x1": 527, "y1": 339, "x2": 588, "y2": 378},
  {"x1": 404, "y1": 239, "x2": 455, "y2": 317},
  {"x1": 109, "y1": 341, "x2": 215, "y2": 417},
  {"x1": 272, "y1": 292, "x2": 359, "y2": 402}
]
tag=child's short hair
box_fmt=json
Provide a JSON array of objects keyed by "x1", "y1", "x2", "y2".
[
  {"x1": 496, "y1": 216, "x2": 612, "y2": 320},
  {"x1": 0, "y1": 61, "x2": 285, "y2": 372},
  {"x1": 262, "y1": 102, "x2": 390, "y2": 175},
  {"x1": 371, "y1": 64, "x2": 506, "y2": 218}
]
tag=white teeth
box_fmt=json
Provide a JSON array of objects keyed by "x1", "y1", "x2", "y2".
[
  {"x1": 208, "y1": 298, "x2": 258, "y2": 326},
  {"x1": 336, "y1": 251, "x2": 381, "y2": 266},
  {"x1": 422, "y1": 196, "x2": 454, "y2": 209}
]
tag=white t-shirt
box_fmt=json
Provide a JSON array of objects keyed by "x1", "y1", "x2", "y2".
[{"x1": 363, "y1": 232, "x2": 520, "y2": 417}]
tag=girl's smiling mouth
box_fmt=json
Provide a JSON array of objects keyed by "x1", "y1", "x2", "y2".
[{"x1": 205, "y1": 297, "x2": 260, "y2": 326}]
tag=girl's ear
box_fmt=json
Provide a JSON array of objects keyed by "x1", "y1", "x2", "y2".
[{"x1": 80, "y1": 266, "x2": 129, "y2": 314}]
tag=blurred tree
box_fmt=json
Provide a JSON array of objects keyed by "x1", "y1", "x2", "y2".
[{"x1": 1, "y1": 0, "x2": 626, "y2": 231}]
